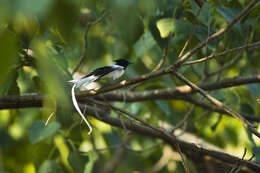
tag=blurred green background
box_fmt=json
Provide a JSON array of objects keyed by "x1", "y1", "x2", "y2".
[{"x1": 0, "y1": 0, "x2": 260, "y2": 172}]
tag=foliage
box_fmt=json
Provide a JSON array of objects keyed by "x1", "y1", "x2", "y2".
[{"x1": 0, "y1": 0, "x2": 260, "y2": 173}]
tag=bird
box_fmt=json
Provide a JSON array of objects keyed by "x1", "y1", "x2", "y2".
[
  {"x1": 69, "y1": 58, "x2": 133, "y2": 135},
  {"x1": 69, "y1": 59, "x2": 133, "y2": 88}
]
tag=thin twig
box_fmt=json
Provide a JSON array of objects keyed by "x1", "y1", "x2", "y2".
[
  {"x1": 184, "y1": 41, "x2": 260, "y2": 65},
  {"x1": 175, "y1": 0, "x2": 259, "y2": 67},
  {"x1": 100, "y1": 133, "x2": 132, "y2": 173},
  {"x1": 175, "y1": 142, "x2": 190, "y2": 173},
  {"x1": 45, "y1": 112, "x2": 55, "y2": 126},
  {"x1": 173, "y1": 72, "x2": 260, "y2": 139},
  {"x1": 229, "y1": 148, "x2": 247, "y2": 173},
  {"x1": 170, "y1": 105, "x2": 195, "y2": 134},
  {"x1": 72, "y1": 11, "x2": 109, "y2": 74},
  {"x1": 208, "y1": 52, "x2": 242, "y2": 78},
  {"x1": 178, "y1": 6, "x2": 202, "y2": 58},
  {"x1": 153, "y1": 37, "x2": 170, "y2": 71}
]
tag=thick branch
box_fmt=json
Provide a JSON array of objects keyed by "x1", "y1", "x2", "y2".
[
  {"x1": 92, "y1": 74, "x2": 260, "y2": 102},
  {"x1": 83, "y1": 104, "x2": 260, "y2": 171},
  {"x1": 173, "y1": 72, "x2": 260, "y2": 139}
]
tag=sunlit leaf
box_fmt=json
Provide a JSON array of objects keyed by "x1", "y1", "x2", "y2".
[
  {"x1": 28, "y1": 120, "x2": 61, "y2": 144},
  {"x1": 156, "y1": 18, "x2": 174, "y2": 38},
  {"x1": 84, "y1": 151, "x2": 98, "y2": 173}
]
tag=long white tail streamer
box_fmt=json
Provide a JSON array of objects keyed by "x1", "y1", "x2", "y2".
[{"x1": 71, "y1": 84, "x2": 92, "y2": 135}]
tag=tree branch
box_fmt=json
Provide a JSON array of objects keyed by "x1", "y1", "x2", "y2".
[
  {"x1": 173, "y1": 72, "x2": 260, "y2": 139},
  {"x1": 82, "y1": 104, "x2": 260, "y2": 171},
  {"x1": 183, "y1": 41, "x2": 260, "y2": 65},
  {"x1": 72, "y1": 11, "x2": 109, "y2": 74},
  {"x1": 175, "y1": 0, "x2": 259, "y2": 67},
  {"x1": 1, "y1": 74, "x2": 260, "y2": 123}
]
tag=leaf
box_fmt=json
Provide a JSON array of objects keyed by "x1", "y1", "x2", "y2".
[
  {"x1": 216, "y1": 6, "x2": 242, "y2": 32},
  {"x1": 194, "y1": 25, "x2": 217, "y2": 50},
  {"x1": 240, "y1": 103, "x2": 254, "y2": 115},
  {"x1": 28, "y1": 120, "x2": 61, "y2": 144},
  {"x1": 170, "y1": 19, "x2": 192, "y2": 45},
  {"x1": 134, "y1": 32, "x2": 157, "y2": 57},
  {"x1": 156, "y1": 18, "x2": 174, "y2": 38},
  {"x1": 225, "y1": 91, "x2": 240, "y2": 109},
  {"x1": 38, "y1": 160, "x2": 62, "y2": 173},
  {"x1": 0, "y1": 68, "x2": 20, "y2": 95},
  {"x1": 68, "y1": 152, "x2": 88, "y2": 173},
  {"x1": 198, "y1": 2, "x2": 213, "y2": 25},
  {"x1": 252, "y1": 146, "x2": 260, "y2": 162},
  {"x1": 155, "y1": 100, "x2": 171, "y2": 116},
  {"x1": 247, "y1": 83, "x2": 260, "y2": 96},
  {"x1": 211, "y1": 90, "x2": 226, "y2": 102},
  {"x1": 84, "y1": 151, "x2": 98, "y2": 173},
  {"x1": 110, "y1": 1, "x2": 144, "y2": 45},
  {"x1": 0, "y1": 31, "x2": 18, "y2": 88},
  {"x1": 10, "y1": 0, "x2": 53, "y2": 17}
]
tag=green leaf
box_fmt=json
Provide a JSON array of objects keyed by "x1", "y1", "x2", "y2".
[
  {"x1": 0, "y1": 31, "x2": 18, "y2": 88},
  {"x1": 0, "y1": 68, "x2": 20, "y2": 95},
  {"x1": 225, "y1": 91, "x2": 240, "y2": 109},
  {"x1": 156, "y1": 18, "x2": 174, "y2": 38},
  {"x1": 194, "y1": 25, "x2": 217, "y2": 50},
  {"x1": 240, "y1": 103, "x2": 254, "y2": 115},
  {"x1": 211, "y1": 90, "x2": 226, "y2": 102},
  {"x1": 216, "y1": 6, "x2": 241, "y2": 32},
  {"x1": 155, "y1": 100, "x2": 171, "y2": 116},
  {"x1": 38, "y1": 160, "x2": 62, "y2": 173},
  {"x1": 252, "y1": 146, "x2": 260, "y2": 162},
  {"x1": 247, "y1": 83, "x2": 260, "y2": 96},
  {"x1": 134, "y1": 32, "x2": 157, "y2": 57},
  {"x1": 28, "y1": 120, "x2": 61, "y2": 144},
  {"x1": 110, "y1": 1, "x2": 144, "y2": 45},
  {"x1": 84, "y1": 151, "x2": 98, "y2": 173},
  {"x1": 68, "y1": 152, "x2": 88, "y2": 173},
  {"x1": 198, "y1": 2, "x2": 213, "y2": 25},
  {"x1": 7, "y1": 0, "x2": 53, "y2": 17}
]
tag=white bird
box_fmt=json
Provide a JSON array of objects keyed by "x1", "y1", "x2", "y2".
[{"x1": 69, "y1": 59, "x2": 133, "y2": 135}]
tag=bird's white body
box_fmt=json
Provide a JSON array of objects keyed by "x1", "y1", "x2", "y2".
[{"x1": 105, "y1": 65, "x2": 124, "y2": 80}]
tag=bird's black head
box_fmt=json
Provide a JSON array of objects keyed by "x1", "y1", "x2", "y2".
[{"x1": 113, "y1": 59, "x2": 133, "y2": 69}]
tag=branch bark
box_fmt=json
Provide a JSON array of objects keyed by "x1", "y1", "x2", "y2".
[{"x1": 82, "y1": 104, "x2": 260, "y2": 172}]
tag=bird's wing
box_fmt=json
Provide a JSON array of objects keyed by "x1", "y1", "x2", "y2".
[
  {"x1": 83, "y1": 66, "x2": 123, "y2": 79},
  {"x1": 68, "y1": 66, "x2": 124, "y2": 88}
]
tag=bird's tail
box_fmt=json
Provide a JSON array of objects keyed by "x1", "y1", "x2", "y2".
[
  {"x1": 71, "y1": 84, "x2": 92, "y2": 135},
  {"x1": 68, "y1": 79, "x2": 79, "y2": 84},
  {"x1": 68, "y1": 75, "x2": 98, "y2": 88}
]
